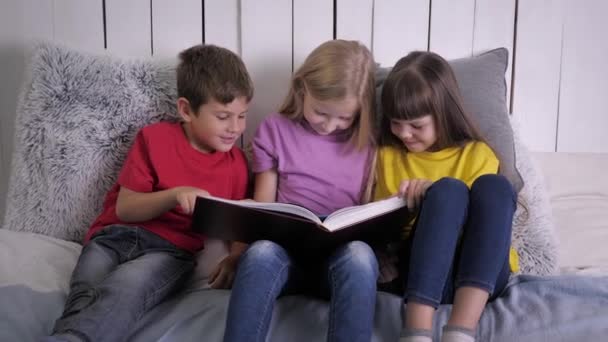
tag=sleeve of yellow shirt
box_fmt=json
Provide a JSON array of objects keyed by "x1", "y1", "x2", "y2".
[
  {"x1": 461, "y1": 142, "x2": 500, "y2": 187},
  {"x1": 373, "y1": 149, "x2": 392, "y2": 200}
]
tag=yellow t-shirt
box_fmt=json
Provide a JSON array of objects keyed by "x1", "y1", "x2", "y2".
[{"x1": 373, "y1": 141, "x2": 519, "y2": 272}]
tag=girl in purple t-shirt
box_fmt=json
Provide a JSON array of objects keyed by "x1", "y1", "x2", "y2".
[{"x1": 223, "y1": 39, "x2": 378, "y2": 342}]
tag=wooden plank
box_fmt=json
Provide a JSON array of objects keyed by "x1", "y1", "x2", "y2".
[
  {"x1": 53, "y1": 0, "x2": 104, "y2": 52},
  {"x1": 336, "y1": 0, "x2": 373, "y2": 49},
  {"x1": 373, "y1": 0, "x2": 429, "y2": 67},
  {"x1": 293, "y1": 0, "x2": 332, "y2": 71},
  {"x1": 205, "y1": 0, "x2": 240, "y2": 54},
  {"x1": 152, "y1": 0, "x2": 202, "y2": 58},
  {"x1": 240, "y1": 0, "x2": 292, "y2": 145},
  {"x1": 0, "y1": 0, "x2": 33, "y2": 219},
  {"x1": 21, "y1": 0, "x2": 54, "y2": 43},
  {"x1": 557, "y1": 0, "x2": 608, "y2": 152},
  {"x1": 511, "y1": 0, "x2": 564, "y2": 152},
  {"x1": 105, "y1": 0, "x2": 151, "y2": 57},
  {"x1": 473, "y1": 0, "x2": 516, "y2": 107},
  {"x1": 429, "y1": 0, "x2": 475, "y2": 59}
]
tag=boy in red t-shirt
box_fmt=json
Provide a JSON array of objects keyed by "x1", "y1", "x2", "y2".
[{"x1": 43, "y1": 44, "x2": 254, "y2": 342}]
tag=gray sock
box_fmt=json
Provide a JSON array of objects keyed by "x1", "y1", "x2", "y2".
[
  {"x1": 441, "y1": 325, "x2": 476, "y2": 342},
  {"x1": 400, "y1": 328, "x2": 433, "y2": 342}
]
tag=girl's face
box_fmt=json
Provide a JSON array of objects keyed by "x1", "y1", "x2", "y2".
[
  {"x1": 302, "y1": 91, "x2": 359, "y2": 135},
  {"x1": 390, "y1": 115, "x2": 437, "y2": 152}
]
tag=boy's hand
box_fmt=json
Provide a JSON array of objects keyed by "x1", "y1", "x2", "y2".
[
  {"x1": 208, "y1": 253, "x2": 240, "y2": 289},
  {"x1": 398, "y1": 179, "x2": 433, "y2": 211},
  {"x1": 173, "y1": 187, "x2": 210, "y2": 215},
  {"x1": 375, "y1": 249, "x2": 399, "y2": 283}
]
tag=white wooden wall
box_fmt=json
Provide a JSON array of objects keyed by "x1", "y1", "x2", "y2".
[{"x1": 1, "y1": 0, "x2": 608, "y2": 219}]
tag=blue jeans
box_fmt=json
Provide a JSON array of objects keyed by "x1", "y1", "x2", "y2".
[
  {"x1": 45, "y1": 225, "x2": 195, "y2": 342},
  {"x1": 402, "y1": 175, "x2": 516, "y2": 308},
  {"x1": 224, "y1": 240, "x2": 379, "y2": 342}
]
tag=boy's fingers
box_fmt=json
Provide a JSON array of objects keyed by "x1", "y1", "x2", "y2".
[{"x1": 208, "y1": 264, "x2": 220, "y2": 284}]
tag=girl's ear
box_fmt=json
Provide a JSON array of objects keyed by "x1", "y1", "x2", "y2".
[{"x1": 177, "y1": 97, "x2": 194, "y2": 122}]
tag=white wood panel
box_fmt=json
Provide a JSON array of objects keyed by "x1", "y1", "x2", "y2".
[
  {"x1": 54, "y1": 0, "x2": 104, "y2": 52},
  {"x1": 557, "y1": 0, "x2": 608, "y2": 152},
  {"x1": 293, "y1": 0, "x2": 333, "y2": 71},
  {"x1": 373, "y1": 0, "x2": 429, "y2": 67},
  {"x1": 336, "y1": 0, "x2": 373, "y2": 49},
  {"x1": 21, "y1": 0, "x2": 54, "y2": 42},
  {"x1": 473, "y1": 0, "x2": 515, "y2": 106},
  {"x1": 429, "y1": 0, "x2": 475, "y2": 59},
  {"x1": 152, "y1": 0, "x2": 202, "y2": 58},
  {"x1": 241, "y1": 0, "x2": 292, "y2": 145},
  {"x1": 205, "y1": 0, "x2": 240, "y2": 54},
  {"x1": 0, "y1": 0, "x2": 27, "y2": 221},
  {"x1": 105, "y1": 0, "x2": 151, "y2": 57},
  {"x1": 512, "y1": 0, "x2": 564, "y2": 152}
]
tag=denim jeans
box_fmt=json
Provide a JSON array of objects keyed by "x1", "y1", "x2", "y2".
[
  {"x1": 44, "y1": 225, "x2": 195, "y2": 342},
  {"x1": 223, "y1": 240, "x2": 379, "y2": 342},
  {"x1": 401, "y1": 174, "x2": 516, "y2": 308}
]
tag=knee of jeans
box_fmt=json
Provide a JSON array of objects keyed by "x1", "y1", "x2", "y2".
[
  {"x1": 471, "y1": 174, "x2": 516, "y2": 200},
  {"x1": 243, "y1": 240, "x2": 289, "y2": 265},
  {"x1": 334, "y1": 241, "x2": 379, "y2": 278},
  {"x1": 428, "y1": 177, "x2": 469, "y2": 200}
]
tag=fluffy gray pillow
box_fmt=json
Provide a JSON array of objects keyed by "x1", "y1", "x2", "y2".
[
  {"x1": 375, "y1": 48, "x2": 524, "y2": 192},
  {"x1": 3, "y1": 43, "x2": 179, "y2": 242}
]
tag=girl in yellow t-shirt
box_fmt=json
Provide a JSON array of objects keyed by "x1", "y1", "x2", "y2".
[{"x1": 374, "y1": 51, "x2": 517, "y2": 342}]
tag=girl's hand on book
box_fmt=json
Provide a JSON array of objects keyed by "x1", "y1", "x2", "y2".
[
  {"x1": 174, "y1": 187, "x2": 210, "y2": 215},
  {"x1": 208, "y1": 253, "x2": 239, "y2": 289},
  {"x1": 398, "y1": 179, "x2": 433, "y2": 211}
]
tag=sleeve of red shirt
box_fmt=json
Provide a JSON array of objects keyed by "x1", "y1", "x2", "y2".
[
  {"x1": 117, "y1": 129, "x2": 156, "y2": 193},
  {"x1": 232, "y1": 148, "x2": 250, "y2": 200}
]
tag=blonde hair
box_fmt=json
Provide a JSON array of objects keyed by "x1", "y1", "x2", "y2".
[{"x1": 278, "y1": 39, "x2": 376, "y2": 149}]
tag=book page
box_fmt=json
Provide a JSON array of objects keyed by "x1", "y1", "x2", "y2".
[
  {"x1": 203, "y1": 196, "x2": 322, "y2": 224},
  {"x1": 323, "y1": 196, "x2": 407, "y2": 231}
]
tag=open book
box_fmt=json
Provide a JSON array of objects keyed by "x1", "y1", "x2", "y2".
[{"x1": 191, "y1": 196, "x2": 410, "y2": 255}]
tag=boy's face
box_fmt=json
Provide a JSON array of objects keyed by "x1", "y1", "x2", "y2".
[
  {"x1": 179, "y1": 96, "x2": 249, "y2": 153},
  {"x1": 390, "y1": 115, "x2": 437, "y2": 152}
]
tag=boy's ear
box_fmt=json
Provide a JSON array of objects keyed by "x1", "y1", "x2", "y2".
[{"x1": 177, "y1": 97, "x2": 194, "y2": 122}]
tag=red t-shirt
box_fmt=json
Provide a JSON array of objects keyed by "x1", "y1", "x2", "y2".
[{"x1": 85, "y1": 121, "x2": 249, "y2": 253}]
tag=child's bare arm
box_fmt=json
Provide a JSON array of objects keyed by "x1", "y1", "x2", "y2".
[
  {"x1": 254, "y1": 169, "x2": 278, "y2": 202},
  {"x1": 116, "y1": 186, "x2": 209, "y2": 222},
  {"x1": 207, "y1": 169, "x2": 279, "y2": 289}
]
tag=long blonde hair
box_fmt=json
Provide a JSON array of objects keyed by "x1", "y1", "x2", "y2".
[{"x1": 279, "y1": 39, "x2": 376, "y2": 149}]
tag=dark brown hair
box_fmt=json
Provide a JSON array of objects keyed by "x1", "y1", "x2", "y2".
[
  {"x1": 278, "y1": 39, "x2": 376, "y2": 149},
  {"x1": 379, "y1": 51, "x2": 484, "y2": 150},
  {"x1": 177, "y1": 44, "x2": 254, "y2": 112}
]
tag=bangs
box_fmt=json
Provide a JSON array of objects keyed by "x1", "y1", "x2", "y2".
[{"x1": 382, "y1": 73, "x2": 435, "y2": 121}]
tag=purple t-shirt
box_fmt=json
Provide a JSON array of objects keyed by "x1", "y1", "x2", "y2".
[{"x1": 251, "y1": 113, "x2": 373, "y2": 216}]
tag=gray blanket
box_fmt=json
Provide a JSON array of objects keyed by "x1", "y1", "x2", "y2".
[{"x1": 1, "y1": 230, "x2": 607, "y2": 342}]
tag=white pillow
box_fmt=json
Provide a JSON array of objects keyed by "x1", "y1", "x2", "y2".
[{"x1": 532, "y1": 151, "x2": 608, "y2": 272}]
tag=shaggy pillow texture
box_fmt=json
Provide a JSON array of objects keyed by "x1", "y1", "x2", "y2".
[
  {"x1": 509, "y1": 117, "x2": 559, "y2": 275},
  {"x1": 2, "y1": 43, "x2": 557, "y2": 275},
  {"x1": 3, "y1": 43, "x2": 178, "y2": 242}
]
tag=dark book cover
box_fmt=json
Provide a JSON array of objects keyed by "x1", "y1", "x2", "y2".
[{"x1": 191, "y1": 196, "x2": 410, "y2": 256}]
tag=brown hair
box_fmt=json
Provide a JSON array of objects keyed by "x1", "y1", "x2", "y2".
[
  {"x1": 278, "y1": 39, "x2": 376, "y2": 149},
  {"x1": 379, "y1": 51, "x2": 485, "y2": 150},
  {"x1": 177, "y1": 44, "x2": 254, "y2": 112}
]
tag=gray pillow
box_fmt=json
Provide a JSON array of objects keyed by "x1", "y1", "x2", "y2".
[
  {"x1": 3, "y1": 42, "x2": 179, "y2": 242},
  {"x1": 375, "y1": 48, "x2": 524, "y2": 192}
]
